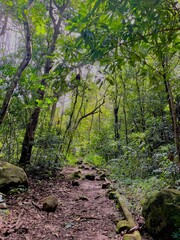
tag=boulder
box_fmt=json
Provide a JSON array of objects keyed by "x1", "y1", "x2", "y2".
[
  {"x1": 142, "y1": 188, "x2": 180, "y2": 240},
  {"x1": 0, "y1": 161, "x2": 28, "y2": 193}
]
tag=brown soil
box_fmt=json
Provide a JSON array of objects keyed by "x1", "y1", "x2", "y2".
[{"x1": 0, "y1": 164, "x2": 153, "y2": 240}]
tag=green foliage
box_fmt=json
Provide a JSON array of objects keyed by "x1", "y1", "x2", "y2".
[
  {"x1": 84, "y1": 153, "x2": 106, "y2": 167},
  {"x1": 172, "y1": 229, "x2": 180, "y2": 240},
  {"x1": 112, "y1": 175, "x2": 167, "y2": 214},
  {"x1": 33, "y1": 131, "x2": 62, "y2": 165},
  {"x1": 66, "y1": 153, "x2": 78, "y2": 166},
  {"x1": 8, "y1": 186, "x2": 27, "y2": 194},
  {"x1": 89, "y1": 130, "x2": 117, "y2": 161},
  {"x1": 26, "y1": 160, "x2": 62, "y2": 180}
]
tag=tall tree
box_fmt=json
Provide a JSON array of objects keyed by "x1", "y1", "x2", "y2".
[{"x1": 19, "y1": 0, "x2": 70, "y2": 165}]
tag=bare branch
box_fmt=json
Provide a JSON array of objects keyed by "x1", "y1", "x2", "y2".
[
  {"x1": 74, "y1": 99, "x2": 105, "y2": 130},
  {"x1": 53, "y1": 0, "x2": 70, "y2": 14}
]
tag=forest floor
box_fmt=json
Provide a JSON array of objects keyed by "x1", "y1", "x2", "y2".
[{"x1": 0, "y1": 162, "x2": 153, "y2": 240}]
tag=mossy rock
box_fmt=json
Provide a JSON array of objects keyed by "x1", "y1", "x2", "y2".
[
  {"x1": 70, "y1": 171, "x2": 82, "y2": 180},
  {"x1": 0, "y1": 161, "x2": 28, "y2": 193},
  {"x1": 123, "y1": 231, "x2": 141, "y2": 240},
  {"x1": 116, "y1": 220, "x2": 131, "y2": 233},
  {"x1": 108, "y1": 191, "x2": 117, "y2": 200},
  {"x1": 100, "y1": 173, "x2": 106, "y2": 180},
  {"x1": 75, "y1": 159, "x2": 83, "y2": 165},
  {"x1": 142, "y1": 188, "x2": 180, "y2": 240}
]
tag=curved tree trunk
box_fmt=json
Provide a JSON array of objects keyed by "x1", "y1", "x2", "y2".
[
  {"x1": 19, "y1": 0, "x2": 69, "y2": 165},
  {"x1": 0, "y1": 15, "x2": 32, "y2": 126}
]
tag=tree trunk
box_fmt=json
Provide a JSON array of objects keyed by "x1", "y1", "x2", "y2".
[
  {"x1": 59, "y1": 87, "x2": 79, "y2": 158},
  {"x1": 164, "y1": 79, "x2": 180, "y2": 162},
  {"x1": 114, "y1": 105, "x2": 120, "y2": 141},
  {"x1": 0, "y1": 15, "x2": 8, "y2": 37},
  {"x1": 0, "y1": 15, "x2": 32, "y2": 125},
  {"x1": 19, "y1": 106, "x2": 41, "y2": 165},
  {"x1": 162, "y1": 55, "x2": 180, "y2": 162},
  {"x1": 49, "y1": 101, "x2": 57, "y2": 129},
  {"x1": 113, "y1": 80, "x2": 121, "y2": 157},
  {"x1": 135, "y1": 72, "x2": 146, "y2": 131},
  {"x1": 122, "y1": 78, "x2": 128, "y2": 145},
  {"x1": 19, "y1": 0, "x2": 69, "y2": 165}
]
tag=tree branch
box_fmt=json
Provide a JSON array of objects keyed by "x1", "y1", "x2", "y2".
[
  {"x1": 0, "y1": 13, "x2": 32, "y2": 125},
  {"x1": 74, "y1": 99, "x2": 105, "y2": 130}
]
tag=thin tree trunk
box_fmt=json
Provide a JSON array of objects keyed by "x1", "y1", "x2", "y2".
[
  {"x1": 0, "y1": 15, "x2": 8, "y2": 37},
  {"x1": 122, "y1": 78, "x2": 128, "y2": 145},
  {"x1": 0, "y1": 15, "x2": 32, "y2": 125},
  {"x1": 59, "y1": 87, "x2": 79, "y2": 157},
  {"x1": 135, "y1": 72, "x2": 146, "y2": 131},
  {"x1": 114, "y1": 82, "x2": 120, "y2": 142},
  {"x1": 49, "y1": 101, "x2": 57, "y2": 129},
  {"x1": 64, "y1": 98, "x2": 105, "y2": 157},
  {"x1": 64, "y1": 88, "x2": 79, "y2": 137},
  {"x1": 162, "y1": 55, "x2": 180, "y2": 162},
  {"x1": 114, "y1": 105, "x2": 120, "y2": 141},
  {"x1": 62, "y1": 88, "x2": 108, "y2": 158},
  {"x1": 88, "y1": 114, "x2": 94, "y2": 141},
  {"x1": 164, "y1": 79, "x2": 180, "y2": 162}
]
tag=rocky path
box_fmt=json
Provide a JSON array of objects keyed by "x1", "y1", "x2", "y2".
[{"x1": 0, "y1": 163, "x2": 123, "y2": 240}]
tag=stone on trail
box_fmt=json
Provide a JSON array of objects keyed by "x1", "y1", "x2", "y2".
[
  {"x1": 42, "y1": 195, "x2": 58, "y2": 212},
  {"x1": 76, "y1": 159, "x2": 83, "y2": 165},
  {"x1": 100, "y1": 173, "x2": 106, "y2": 181},
  {"x1": 71, "y1": 171, "x2": 82, "y2": 179},
  {"x1": 72, "y1": 180, "x2": 80, "y2": 186},
  {"x1": 0, "y1": 160, "x2": 28, "y2": 193},
  {"x1": 142, "y1": 188, "x2": 180, "y2": 240},
  {"x1": 108, "y1": 191, "x2": 117, "y2": 200},
  {"x1": 78, "y1": 195, "x2": 89, "y2": 201},
  {"x1": 102, "y1": 182, "x2": 111, "y2": 189},
  {"x1": 85, "y1": 174, "x2": 95, "y2": 181}
]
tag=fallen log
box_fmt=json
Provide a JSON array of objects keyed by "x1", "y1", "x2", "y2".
[{"x1": 109, "y1": 191, "x2": 142, "y2": 240}]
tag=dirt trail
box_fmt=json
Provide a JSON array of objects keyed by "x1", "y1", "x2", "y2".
[{"x1": 0, "y1": 164, "x2": 124, "y2": 240}]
